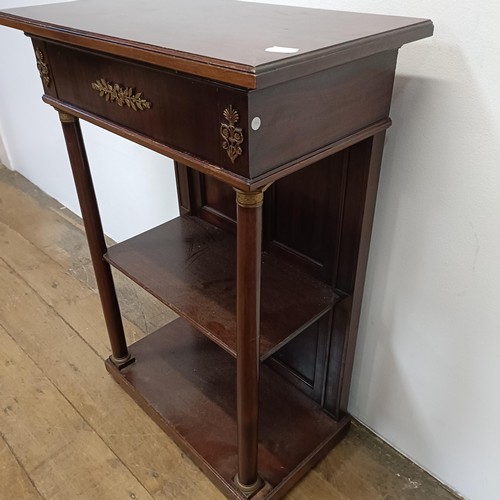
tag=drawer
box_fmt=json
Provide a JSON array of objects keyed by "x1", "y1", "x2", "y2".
[
  {"x1": 33, "y1": 39, "x2": 397, "y2": 181},
  {"x1": 38, "y1": 40, "x2": 249, "y2": 176}
]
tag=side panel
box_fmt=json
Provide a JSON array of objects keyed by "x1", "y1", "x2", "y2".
[{"x1": 248, "y1": 50, "x2": 397, "y2": 177}]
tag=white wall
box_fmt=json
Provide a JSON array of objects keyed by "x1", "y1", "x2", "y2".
[
  {"x1": 1, "y1": 1, "x2": 499, "y2": 499},
  {"x1": 0, "y1": 130, "x2": 11, "y2": 168},
  {"x1": 0, "y1": 0, "x2": 179, "y2": 242}
]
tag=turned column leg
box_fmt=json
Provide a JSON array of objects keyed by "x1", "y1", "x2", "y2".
[
  {"x1": 58, "y1": 111, "x2": 131, "y2": 366},
  {"x1": 234, "y1": 188, "x2": 265, "y2": 495}
]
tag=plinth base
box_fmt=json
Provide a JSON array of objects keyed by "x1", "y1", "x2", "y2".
[{"x1": 105, "y1": 318, "x2": 350, "y2": 499}]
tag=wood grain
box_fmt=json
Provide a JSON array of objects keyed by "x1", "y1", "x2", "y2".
[
  {"x1": 0, "y1": 166, "x2": 176, "y2": 337},
  {"x1": 105, "y1": 216, "x2": 337, "y2": 359},
  {"x1": 0, "y1": 165, "x2": 459, "y2": 500},
  {"x1": 60, "y1": 115, "x2": 129, "y2": 362},
  {"x1": 0, "y1": 229, "x2": 220, "y2": 500},
  {"x1": 0, "y1": 432, "x2": 42, "y2": 500},
  {"x1": 0, "y1": 323, "x2": 154, "y2": 500},
  {"x1": 106, "y1": 319, "x2": 350, "y2": 498},
  {"x1": 0, "y1": 11, "x2": 434, "y2": 492},
  {"x1": 0, "y1": 0, "x2": 433, "y2": 88}
]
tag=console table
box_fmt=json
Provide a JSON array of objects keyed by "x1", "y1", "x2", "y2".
[{"x1": 0, "y1": 2, "x2": 433, "y2": 498}]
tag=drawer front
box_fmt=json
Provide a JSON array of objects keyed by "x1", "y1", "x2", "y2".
[{"x1": 42, "y1": 41, "x2": 249, "y2": 176}]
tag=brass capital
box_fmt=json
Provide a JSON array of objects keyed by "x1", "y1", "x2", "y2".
[
  {"x1": 235, "y1": 189, "x2": 264, "y2": 208},
  {"x1": 58, "y1": 111, "x2": 76, "y2": 123},
  {"x1": 234, "y1": 183, "x2": 272, "y2": 208}
]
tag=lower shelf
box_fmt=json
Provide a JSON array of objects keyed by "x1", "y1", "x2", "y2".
[{"x1": 106, "y1": 318, "x2": 350, "y2": 499}]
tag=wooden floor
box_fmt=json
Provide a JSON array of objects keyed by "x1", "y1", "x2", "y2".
[{"x1": 0, "y1": 165, "x2": 459, "y2": 500}]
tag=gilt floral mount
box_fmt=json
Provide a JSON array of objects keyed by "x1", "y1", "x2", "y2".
[
  {"x1": 220, "y1": 106, "x2": 244, "y2": 163},
  {"x1": 91, "y1": 79, "x2": 152, "y2": 111},
  {"x1": 35, "y1": 48, "x2": 50, "y2": 87}
]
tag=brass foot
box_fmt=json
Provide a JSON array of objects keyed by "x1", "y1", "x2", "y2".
[
  {"x1": 233, "y1": 474, "x2": 264, "y2": 498},
  {"x1": 110, "y1": 353, "x2": 135, "y2": 369}
]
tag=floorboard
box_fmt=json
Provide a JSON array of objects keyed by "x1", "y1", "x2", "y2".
[
  {"x1": 0, "y1": 324, "x2": 154, "y2": 500},
  {"x1": 0, "y1": 165, "x2": 459, "y2": 499},
  {"x1": 0, "y1": 432, "x2": 42, "y2": 500}
]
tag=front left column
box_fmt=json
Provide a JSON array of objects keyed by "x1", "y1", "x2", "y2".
[{"x1": 58, "y1": 111, "x2": 131, "y2": 366}]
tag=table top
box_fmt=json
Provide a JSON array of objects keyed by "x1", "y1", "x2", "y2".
[{"x1": 0, "y1": 0, "x2": 433, "y2": 87}]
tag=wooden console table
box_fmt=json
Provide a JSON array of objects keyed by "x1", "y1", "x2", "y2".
[{"x1": 0, "y1": 2, "x2": 432, "y2": 498}]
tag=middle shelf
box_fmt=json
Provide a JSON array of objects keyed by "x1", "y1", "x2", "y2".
[{"x1": 105, "y1": 215, "x2": 339, "y2": 360}]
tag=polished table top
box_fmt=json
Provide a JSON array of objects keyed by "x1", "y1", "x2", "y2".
[
  {"x1": 0, "y1": 2, "x2": 434, "y2": 497},
  {"x1": 0, "y1": 0, "x2": 432, "y2": 88}
]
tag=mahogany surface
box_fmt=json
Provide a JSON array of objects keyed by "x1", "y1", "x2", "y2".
[
  {"x1": 105, "y1": 215, "x2": 338, "y2": 359},
  {"x1": 45, "y1": 41, "x2": 248, "y2": 176},
  {"x1": 33, "y1": 37, "x2": 395, "y2": 178},
  {"x1": 105, "y1": 318, "x2": 351, "y2": 499},
  {"x1": 176, "y1": 136, "x2": 384, "y2": 415},
  {"x1": 0, "y1": 2, "x2": 433, "y2": 498},
  {"x1": 59, "y1": 115, "x2": 129, "y2": 363},
  {"x1": 1, "y1": 0, "x2": 432, "y2": 88},
  {"x1": 234, "y1": 191, "x2": 263, "y2": 487}
]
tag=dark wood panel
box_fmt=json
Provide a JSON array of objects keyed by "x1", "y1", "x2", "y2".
[
  {"x1": 106, "y1": 319, "x2": 350, "y2": 498},
  {"x1": 269, "y1": 312, "x2": 331, "y2": 403},
  {"x1": 197, "y1": 173, "x2": 237, "y2": 233},
  {"x1": 46, "y1": 41, "x2": 249, "y2": 176},
  {"x1": 270, "y1": 152, "x2": 347, "y2": 281},
  {"x1": 172, "y1": 139, "x2": 387, "y2": 416},
  {"x1": 174, "y1": 163, "x2": 192, "y2": 216},
  {"x1": 324, "y1": 296, "x2": 351, "y2": 417},
  {"x1": 105, "y1": 216, "x2": 338, "y2": 359},
  {"x1": 337, "y1": 132, "x2": 387, "y2": 413},
  {"x1": 0, "y1": 1, "x2": 432, "y2": 88},
  {"x1": 333, "y1": 138, "x2": 374, "y2": 293},
  {"x1": 30, "y1": 39, "x2": 57, "y2": 98},
  {"x1": 0, "y1": 1, "x2": 435, "y2": 497},
  {"x1": 45, "y1": 41, "x2": 397, "y2": 180},
  {"x1": 203, "y1": 174, "x2": 237, "y2": 223},
  {"x1": 247, "y1": 51, "x2": 397, "y2": 176},
  {"x1": 275, "y1": 325, "x2": 319, "y2": 386},
  {"x1": 176, "y1": 151, "x2": 348, "y2": 280}
]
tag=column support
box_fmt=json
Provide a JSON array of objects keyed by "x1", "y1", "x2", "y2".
[
  {"x1": 58, "y1": 111, "x2": 132, "y2": 367},
  {"x1": 233, "y1": 187, "x2": 266, "y2": 495}
]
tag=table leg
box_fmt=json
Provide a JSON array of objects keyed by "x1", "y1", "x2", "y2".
[
  {"x1": 234, "y1": 188, "x2": 264, "y2": 495},
  {"x1": 58, "y1": 111, "x2": 131, "y2": 367}
]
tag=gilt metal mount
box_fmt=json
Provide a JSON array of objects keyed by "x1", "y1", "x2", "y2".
[
  {"x1": 220, "y1": 105, "x2": 244, "y2": 163},
  {"x1": 235, "y1": 187, "x2": 271, "y2": 208},
  {"x1": 58, "y1": 111, "x2": 75, "y2": 123},
  {"x1": 91, "y1": 79, "x2": 152, "y2": 111},
  {"x1": 35, "y1": 48, "x2": 50, "y2": 87}
]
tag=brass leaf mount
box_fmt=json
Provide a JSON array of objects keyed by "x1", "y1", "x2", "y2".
[
  {"x1": 35, "y1": 48, "x2": 50, "y2": 87},
  {"x1": 220, "y1": 105, "x2": 244, "y2": 163},
  {"x1": 91, "y1": 79, "x2": 152, "y2": 111}
]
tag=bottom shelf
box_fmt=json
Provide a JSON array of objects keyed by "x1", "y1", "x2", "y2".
[{"x1": 106, "y1": 318, "x2": 350, "y2": 499}]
